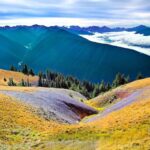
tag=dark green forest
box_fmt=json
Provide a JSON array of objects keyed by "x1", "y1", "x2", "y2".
[{"x1": 8, "y1": 64, "x2": 143, "y2": 98}]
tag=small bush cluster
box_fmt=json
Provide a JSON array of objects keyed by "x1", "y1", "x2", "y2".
[{"x1": 7, "y1": 78, "x2": 31, "y2": 87}]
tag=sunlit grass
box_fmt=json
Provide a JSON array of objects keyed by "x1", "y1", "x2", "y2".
[
  {"x1": 0, "y1": 69, "x2": 38, "y2": 86},
  {"x1": 0, "y1": 78, "x2": 149, "y2": 149}
]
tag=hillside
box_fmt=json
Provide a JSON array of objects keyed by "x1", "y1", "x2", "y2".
[
  {"x1": 0, "y1": 73, "x2": 149, "y2": 149},
  {"x1": 0, "y1": 25, "x2": 48, "y2": 47},
  {"x1": 0, "y1": 69, "x2": 38, "y2": 86},
  {"x1": 0, "y1": 34, "x2": 27, "y2": 69},
  {"x1": 0, "y1": 26, "x2": 149, "y2": 82},
  {"x1": 87, "y1": 77, "x2": 150, "y2": 108},
  {"x1": 24, "y1": 27, "x2": 150, "y2": 83}
]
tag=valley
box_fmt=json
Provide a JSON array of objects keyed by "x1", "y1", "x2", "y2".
[
  {"x1": 0, "y1": 69, "x2": 149, "y2": 149},
  {"x1": 0, "y1": 25, "x2": 149, "y2": 150},
  {"x1": 0, "y1": 0, "x2": 149, "y2": 149}
]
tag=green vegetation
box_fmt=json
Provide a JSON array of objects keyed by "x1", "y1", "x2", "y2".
[
  {"x1": 7, "y1": 78, "x2": 16, "y2": 86},
  {"x1": 9, "y1": 64, "x2": 35, "y2": 76},
  {"x1": 18, "y1": 79, "x2": 31, "y2": 87},
  {"x1": 9, "y1": 64, "x2": 144, "y2": 98},
  {"x1": 37, "y1": 70, "x2": 112, "y2": 98},
  {"x1": 37, "y1": 70, "x2": 143, "y2": 98},
  {"x1": 10, "y1": 65, "x2": 17, "y2": 72},
  {"x1": 136, "y1": 72, "x2": 143, "y2": 80},
  {"x1": 112, "y1": 73, "x2": 129, "y2": 87},
  {"x1": 7, "y1": 77, "x2": 31, "y2": 87}
]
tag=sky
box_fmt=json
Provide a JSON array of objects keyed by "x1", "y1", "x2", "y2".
[{"x1": 0, "y1": 0, "x2": 150, "y2": 27}]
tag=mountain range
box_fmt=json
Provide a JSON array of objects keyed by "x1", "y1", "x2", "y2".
[
  {"x1": 62, "y1": 25, "x2": 150, "y2": 35},
  {"x1": 0, "y1": 25, "x2": 150, "y2": 83}
]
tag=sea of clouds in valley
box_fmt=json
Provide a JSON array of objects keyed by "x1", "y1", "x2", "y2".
[{"x1": 81, "y1": 31, "x2": 150, "y2": 56}]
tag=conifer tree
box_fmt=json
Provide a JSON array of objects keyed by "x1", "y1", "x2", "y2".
[
  {"x1": 136, "y1": 72, "x2": 143, "y2": 80},
  {"x1": 99, "y1": 80, "x2": 106, "y2": 92},
  {"x1": 22, "y1": 64, "x2": 29, "y2": 75},
  {"x1": 38, "y1": 71, "x2": 43, "y2": 86},
  {"x1": 29, "y1": 69, "x2": 35, "y2": 76},
  {"x1": 10, "y1": 65, "x2": 17, "y2": 71}
]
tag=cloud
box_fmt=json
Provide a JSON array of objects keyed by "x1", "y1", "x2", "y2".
[
  {"x1": 81, "y1": 31, "x2": 150, "y2": 56},
  {"x1": 0, "y1": 0, "x2": 149, "y2": 26},
  {"x1": 0, "y1": 17, "x2": 150, "y2": 27}
]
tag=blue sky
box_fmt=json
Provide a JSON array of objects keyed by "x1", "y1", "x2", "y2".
[{"x1": 0, "y1": 0, "x2": 150, "y2": 26}]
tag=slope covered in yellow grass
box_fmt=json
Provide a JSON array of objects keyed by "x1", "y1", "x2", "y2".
[
  {"x1": 48, "y1": 94, "x2": 150, "y2": 150},
  {"x1": 0, "y1": 77, "x2": 149, "y2": 150},
  {"x1": 0, "y1": 69, "x2": 38, "y2": 86},
  {"x1": 49, "y1": 78, "x2": 150, "y2": 149},
  {"x1": 87, "y1": 78, "x2": 150, "y2": 109},
  {"x1": 94, "y1": 90, "x2": 150, "y2": 149},
  {"x1": 0, "y1": 93, "x2": 63, "y2": 149}
]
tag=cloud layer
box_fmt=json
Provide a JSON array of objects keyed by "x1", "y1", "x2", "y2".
[
  {"x1": 0, "y1": 0, "x2": 150, "y2": 26},
  {"x1": 81, "y1": 31, "x2": 150, "y2": 56}
]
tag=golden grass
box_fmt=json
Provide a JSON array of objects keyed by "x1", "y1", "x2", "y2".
[
  {"x1": 0, "y1": 86, "x2": 39, "y2": 92},
  {"x1": 0, "y1": 77, "x2": 150, "y2": 149},
  {"x1": 94, "y1": 94, "x2": 150, "y2": 149},
  {"x1": 0, "y1": 94, "x2": 62, "y2": 139},
  {"x1": 0, "y1": 69, "x2": 38, "y2": 86},
  {"x1": 87, "y1": 78, "x2": 150, "y2": 108},
  {"x1": 51, "y1": 88, "x2": 150, "y2": 149}
]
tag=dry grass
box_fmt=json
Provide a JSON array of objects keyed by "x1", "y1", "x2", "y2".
[
  {"x1": 51, "y1": 88, "x2": 150, "y2": 149},
  {"x1": 87, "y1": 78, "x2": 150, "y2": 108},
  {"x1": 0, "y1": 93, "x2": 63, "y2": 146},
  {"x1": 94, "y1": 94, "x2": 150, "y2": 149},
  {"x1": 0, "y1": 77, "x2": 150, "y2": 149},
  {"x1": 0, "y1": 69, "x2": 38, "y2": 86},
  {"x1": 0, "y1": 86, "x2": 40, "y2": 92}
]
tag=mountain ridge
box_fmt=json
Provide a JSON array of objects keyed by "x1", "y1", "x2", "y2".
[{"x1": 0, "y1": 25, "x2": 149, "y2": 83}]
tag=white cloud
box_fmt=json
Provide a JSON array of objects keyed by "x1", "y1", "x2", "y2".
[
  {"x1": 0, "y1": 17, "x2": 150, "y2": 27},
  {"x1": 81, "y1": 31, "x2": 150, "y2": 56},
  {"x1": 0, "y1": 0, "x2": 149, "y2": 27},
  {"x1": 0, "y1": 17, "x2": 112, "y2": 26}
]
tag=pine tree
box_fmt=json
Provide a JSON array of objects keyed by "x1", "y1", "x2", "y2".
[
  {"x1": 26, "y1": 78, "x2": 31, "y2": 86},
  {"x1": 99, "y1": 80, "x2": 106, "y2": 92},
  {"x1": 29, "y1": 69, "x2": 35, "y2": 76},
  {"x1": 112, "y1": 73, "x2": 126, "y2": 87},
  {"x1": 125, "y1": 75, "x2": 130, "y2": 83},
  {"x1": 136, "y1": 73, "x2": 143, "y2": 80},
  {"x1": 38, "y1": 72, "x2": 43, "y2": 86},
  {"x1": 93, "y1": 84, "x2": 100, "y2": 97},
  {"x1": 20, "y1": 79, "x2": 25, "y2": 86},
  {"x1": 10, "y1": 65, "x2": 17, "y2": 71},
  {"x1": 105, "y1": 83, "x2": 111, "y2": 91},
  {"x1": 22, "y1": 64, "x2": 29, "y2": 75}
]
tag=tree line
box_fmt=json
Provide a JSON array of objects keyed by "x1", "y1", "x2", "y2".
[
  {"x1": 8, "y1": 64, "x2": 144, "y2": 98},
  {"x1": 10, "y1": 64, "x2": 35, "y2": 76}
]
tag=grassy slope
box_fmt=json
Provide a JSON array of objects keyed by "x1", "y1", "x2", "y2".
[
  {"x1": 0, "y1": 93, "x2": 62, "y2": 149},
  {"x1": 0, "y1": 69, "x2": 38, "y2": 86},
  {"x1": 50, "y1": 78, "x2": 150, "y2": 150},
  {"x1": 86, "y1": 78, "x2": 150, "y2": 109},
  {"x1": 0, "y1": 72, "x2": 149, "y2": 149}
]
